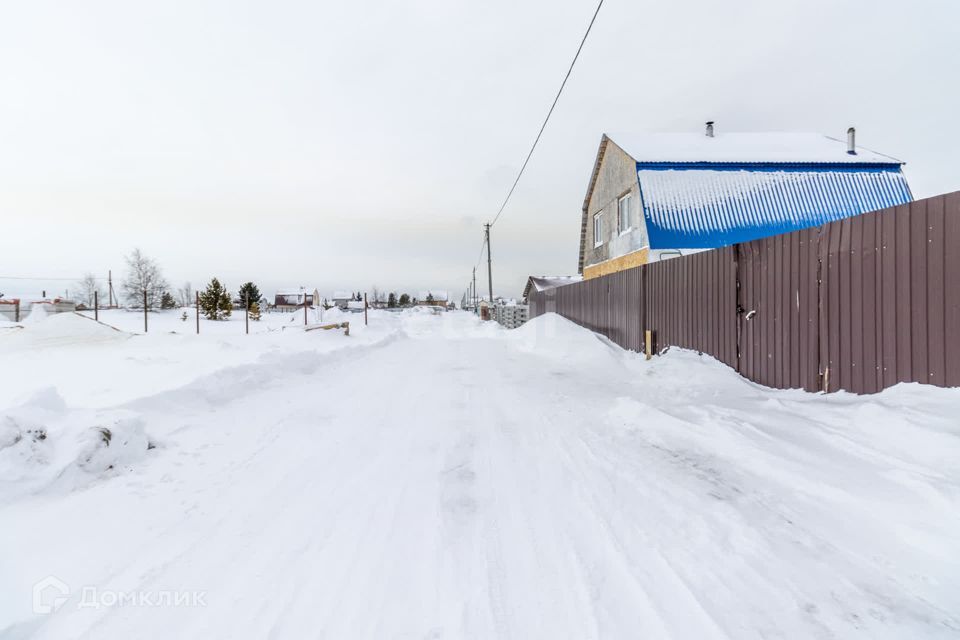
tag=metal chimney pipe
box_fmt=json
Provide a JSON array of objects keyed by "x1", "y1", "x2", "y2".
[
  {"x1": 847, "y1": 127, "x2": 856, "y2": 155},
  {"x1": 705, "y1": 121, "x2": 715, "y2": 138}
]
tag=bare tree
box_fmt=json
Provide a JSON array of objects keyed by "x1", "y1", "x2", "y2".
[
  {"x1": 121, "y1": 248, "x2": 169, "y2": 310},
  {"x1": 371, "y1": 285, "x2": 382, "y2": 305},
  {"x1": 76, "y1": 273, "x2": 104, "y2": 307},
  {"x1": 178, "y1": 282, "x2": 193, "y2": 307}
]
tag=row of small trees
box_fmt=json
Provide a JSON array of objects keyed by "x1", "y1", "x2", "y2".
[
  {"x1": 82, "y1": 249, "x2": 434, "y2": 320},
  {"x1": 388, "y1": 293, "x2": 413, "y2": 307},
  {"x1": 197, "y1": 279, "x2": 262, "y2": 321},
  {"x1": 78, "y1": 249, "x2": 264, "y2": 321}
]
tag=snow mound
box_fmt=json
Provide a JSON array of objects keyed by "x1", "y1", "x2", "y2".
[
  {"x1": 0, "y1": 397, "x2": 154, "y2": 501},
  {"x1": 73, "y1": 416, "x2": 152, "y2": 474},
  {"x1": 509, "y1": 312, "x2": 622, "y2": 365},
  {"x1": 21, "y1": 301, "x2": 49, "y2": 324},
  {"x1": 5, "y1": 312, "x2": 127, "y2": 349}
]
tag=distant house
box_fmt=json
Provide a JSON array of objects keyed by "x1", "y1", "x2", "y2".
[
  {"x1": 417, "y1": 290, "x2": 448, "y2": 307},
  {"x1": 330, "y1": 291, "x2": 356, "y2": 310},
  {"x1": 522, "y1": 276, "x2": 582, "y2": 303},
  {"x1": 274, "y1": 288, "x2": 319, "y2": 312},
  {"x1": 579, "y1": 125, "x2": 913, "y2": 279}
]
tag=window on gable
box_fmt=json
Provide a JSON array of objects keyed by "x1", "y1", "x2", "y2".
[
  {"x1": 593, "y1": 213, "x2": 603, "y2": 247},
  {"x1": 618, "y1": 194, "x2": 632, "y2": 234}
]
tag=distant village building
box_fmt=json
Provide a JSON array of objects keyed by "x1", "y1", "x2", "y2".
[
  {"x1": 274, "y1": 289, "x2": 319, "y2": 312},
  {"x1": 417, "y1": 290, "x2": 448, "y2": 307},
  {"x1": 330, "y1": 291, "x2": 355, "y2": 310},
  {"x1": 579, "y1": 126, "x2": 913, "y2": 279}
]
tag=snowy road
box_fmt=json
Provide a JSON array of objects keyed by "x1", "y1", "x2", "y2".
[{"x1": 1, "y1": 310, "x2": 958, "y2": 638}]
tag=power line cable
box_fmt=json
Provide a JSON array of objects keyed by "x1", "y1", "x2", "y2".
[
  {"x1": 489, "y1": 0, "x2": 604, "y2": 228},
  {"x1": 473, "y1": 235, "x2": 488, "y2": 269},
  {"x1": 0, "y1": 275, "x2": 107, "y2": 281}
]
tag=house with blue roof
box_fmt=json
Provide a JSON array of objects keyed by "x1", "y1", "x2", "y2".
[{"x1": 578, "y1": 124, "x2": 913, "y2": 279}]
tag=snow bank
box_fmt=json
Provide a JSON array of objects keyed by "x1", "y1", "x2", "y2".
[
  {"x1": 2, "y1": 312, "x2": 127, "y2": 352},
  {"x1": 509, "y1": 312, "x2": 622, "y2": 366},
  {"x1": 22, "y1": 301, "x2": 49, "y2": 324},
  {"x1": 0, "y1": 388, "x2": 154, "y2": 502}
]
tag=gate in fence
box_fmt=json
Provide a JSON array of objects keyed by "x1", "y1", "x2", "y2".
[{"x1": 529, "y1": 192, "x2": 960, "y2": 394}]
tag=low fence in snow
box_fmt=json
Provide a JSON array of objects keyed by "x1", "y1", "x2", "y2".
[{"x1": 529, "y1": 191, "x2": 960, "y2": 394}]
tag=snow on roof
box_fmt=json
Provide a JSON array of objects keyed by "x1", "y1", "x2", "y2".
[
  {"x1": 606, "y1": 132, "x2": 903, "y2": 165},
  {"x1": 523, "y1": 276, "x2": 583, "y2": 299},
  {"x1": 332, "y1": 291, "x2": 353, "y2": 299},
  {"x1": 276, "y1": 289, "x2": 311, "y2": 296},
  {"x1": 528, "y1": 276, "x2": 582, "y2": 293},
  {"x1": 418, "y1": 291, "x2": 448, "y2": 301},
  {"x1": 639, "y1": 166, "x2": 913, "y2": 249}
]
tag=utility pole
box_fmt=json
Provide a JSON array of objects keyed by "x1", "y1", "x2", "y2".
[
  {"x1": 472, "y1": 267, "x2": 477, "y2": 312},
  {"x1": 108, "y1": 270, "x2": 116, "y2": 308},
  {"x1": 485, "y1": 223, "x2": 493, "y2": 310}
]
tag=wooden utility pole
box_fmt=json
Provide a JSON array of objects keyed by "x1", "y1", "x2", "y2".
[
  {"x1": 94, "y1": 290, "x2": 99, "y2": 322},
  {"x1": 107, "y1": 270, "x2": 116, "y2": 308},
  {"x1": 195, "y1": 291, "x2": 200, "y2": 334},
  {"x1": 485, "y1": 223, "x2": 493, "y2": 312},
  {"x1": 143, "y1": 290, "x2": 148, "y2": 333}
]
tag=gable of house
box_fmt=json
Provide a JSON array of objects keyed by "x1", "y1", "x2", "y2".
[{"x1": 578, "y1": 138, "x2": 648, "y2": 275}]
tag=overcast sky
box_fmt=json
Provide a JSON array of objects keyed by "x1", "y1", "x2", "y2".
[{"x1": 2, "y1": 0, "x2": 958, "y2": 302}]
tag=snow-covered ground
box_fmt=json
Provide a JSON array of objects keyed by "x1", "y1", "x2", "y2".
[{"x1": 1, "y1": 309, "x2": 957, "y2": 639}]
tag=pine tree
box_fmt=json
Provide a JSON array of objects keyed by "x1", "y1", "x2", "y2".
[
  {"x1": 387, "y1": 292, "x2": 397, "y2": 308},
  {"x1": 199, "y1": 278, "x2": 233, "y2": 320},
  {"x1": 398, "y1": 293, "x2": 410, "y2": 306},
  {"x1": 237, "y1": 282, "x2": 261, "y2": 310},
  {"x1": 160, "y1": 291, "x2": 177, "y2": 309},
  {"x1": 248, "y1": 301, "x2": 262, "y2": 321}
]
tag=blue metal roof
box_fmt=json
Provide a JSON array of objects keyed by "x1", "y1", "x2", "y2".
[{"x1": 637, "y1": 163, "x2": 913, "y2": 249}]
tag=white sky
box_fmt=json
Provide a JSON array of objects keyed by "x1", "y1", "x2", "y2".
[{"x1": 2, "y1": 0, "x2": 958, "y2": 301}]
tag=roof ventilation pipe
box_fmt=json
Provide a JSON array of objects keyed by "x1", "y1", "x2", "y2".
[
  {"x1": 705, "y1": 121, "x2": 715, "y2": 138},
  {"x1": 847, "y1": 127, "x2": 856, "y2": 155}
]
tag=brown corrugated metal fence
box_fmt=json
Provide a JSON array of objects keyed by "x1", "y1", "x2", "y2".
[{"x1": 529, "y1": 192, "x2": 960, "y2": 394}]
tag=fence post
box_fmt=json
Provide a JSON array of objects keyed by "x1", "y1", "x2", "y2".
[
  {"x1": 304, "y1": 300, "x2": 308, "y2": 326},
  {"x1": 195, "y1": 291, "x2": 200, "y2": 335},
  {"x1": 94, "y1": 290, "x2": 99, "y2": 322},
  {"x1": 245, "y1": 294, "x2": 249, "y2": 335},
  {"x1": 143, "y1": 290, "x2": 148, "y2": 333},
  {"x1": 14, "y1": 299, "x2": 20, "y2": 323},
  {"x1": 364, "y1": 293, "x2": 368, "y2": 326},
  {"x1": 645, "y1": 330, "x2": 653, "y2": 360}
]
